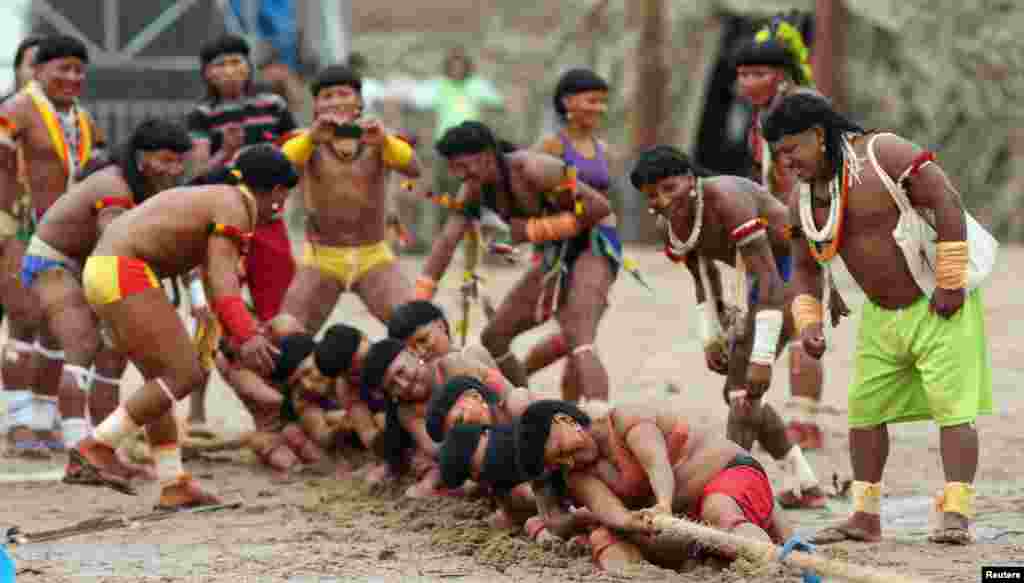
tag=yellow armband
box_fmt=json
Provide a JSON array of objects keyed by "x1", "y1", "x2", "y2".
[
  {"x1": 935, "y1": 241, "x2": 968, "y2": 290},
  {"x1": 0, "y1": 210, "x2": 17, "y2": 240},
  {"x1": 282, "y1": 131, "x2": 315, "y2": 166},
  {"x1": 382, "y1": 135, "x2": 413, "y2": 169}
]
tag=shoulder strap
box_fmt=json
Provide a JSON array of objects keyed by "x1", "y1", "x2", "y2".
[{"x1": 865, "y1": 132, "x2": 914, "y2": 213}]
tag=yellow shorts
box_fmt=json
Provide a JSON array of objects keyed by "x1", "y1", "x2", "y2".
[
  {"x1": 301, "y1": 240, "x2": 395, "y2": 290},
  {"x1": 82, "y1": 256, "x2": 160, "y2": 307}
]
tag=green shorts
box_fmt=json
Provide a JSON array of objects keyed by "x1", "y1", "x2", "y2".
[{"x1": 848, "y1": 289, "x2": 993, "y2": 428}]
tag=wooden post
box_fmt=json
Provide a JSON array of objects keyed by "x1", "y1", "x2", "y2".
[
  {"x1": 813, "y1": 0, "x2": 846, "y2": 110},
  {"x1": 632, "y1": 0, "x2": 669, "y2": 152}
]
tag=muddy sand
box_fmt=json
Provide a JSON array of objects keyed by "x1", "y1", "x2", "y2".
[{"x1": 3, "y1": 246, "x2": 1023, "y2": 582}]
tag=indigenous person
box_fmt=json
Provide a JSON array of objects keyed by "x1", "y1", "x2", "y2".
[
  {"x1": 387, "y1": 299, "x2": 497, "y2": 369},
  {"x1": 279, "y1": 65, "x2": 421, "y2": 332},
  {"x1": 437, "y1": 422, "x2": 537, "y2": 529},
  {"x1": 185, "y1": 34, "x2": 300, "y2": 436},
  {"x1": 421, "y1": 121, "x2": 617, "y2": 402},
  {"x1": 522, "y1": 68, "x2": 625, "y2": 403},
  {"x1": 24, "y1": 119, "x2": 190, "y2": 467},
  {"x1": 359, "y1": 339, "x2": 443, "y2": 496},
  {"x1": 514, "y1": 400, "x2": 793, "y2": 570},
  {"x1": 67, "y1": 145, "x2": 295, "y2": 509},
  {"x1": 0, "y1": 35, "x2": 105, "y2": 455},
  {"x1": 0, "y1": 35, "x2": 43, "y2": 428},
  {"x1": 629, "y1": 145, "x2": 826, "y2": 509},
  {"x1": 732, "y1": 17, "x2": 841, "y2": 449},
  {"x1": 763, "y1": 92, "x2": 995, "y2": 545},
  {"x1": 241, "y1": 325, "x2": 370, "y2": 478}
]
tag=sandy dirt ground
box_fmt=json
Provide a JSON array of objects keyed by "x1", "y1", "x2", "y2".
[{"x1": 2, "y1": 245, "x2": 1023, "y2": 582}]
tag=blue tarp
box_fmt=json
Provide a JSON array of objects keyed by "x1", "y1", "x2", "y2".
[{"x1": 229, "y1": 0, "x2": 299, "y2": 69}]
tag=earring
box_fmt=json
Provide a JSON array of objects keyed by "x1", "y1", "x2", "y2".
[{"x1": 820, "y1": 142, "x2": 826, "y2": 153}]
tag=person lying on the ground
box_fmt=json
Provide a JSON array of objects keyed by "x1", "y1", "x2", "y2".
[
  {"x1": 424, "y1": 375, "x2": 536, "y2": 444},
  {"x1": 228, "y1": 323, "x2": 377, "y2": 478},
  {"x1": 360, "y1": 338, "x2": 466, "y2": 497},
  {"x1": 387, "y1": 299, "x2": 495, "y2": 366},
  {"x1": 437, "y1": 422, "x2": 538, "y2": 530},
  {"x1": 513, "y1": 399, "x2": 794, "y2": 571}
]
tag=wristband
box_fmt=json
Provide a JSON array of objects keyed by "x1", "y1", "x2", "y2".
[
  {"x1": 750, "y1": 309, "x2": 783, "y2": 365},
  {"x1": 414, "y1": 275, "x2": 437, "y2": 300},
  {"x1": 695, "y1": 302, "x2": 724, "y2": 347},
  {"x1": 935, "y1": 241, "x2": 968, "y2": 290},
  {"x1": 0, "y1": 210, "x2": 17, "y2": 239},
  {"x1": 525, "y1": 213, "x2": 580, "y2": 243},
  {"x1": 189, "y1": 279, "x2": 208, "y2": 309},
  {"x1": 212, "y1": 295, "x2": 258, "y2": 344}
]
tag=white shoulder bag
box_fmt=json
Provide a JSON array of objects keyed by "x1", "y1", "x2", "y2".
[{"x1": 864, "y1": 133, "x2": 999, "y2": 296}]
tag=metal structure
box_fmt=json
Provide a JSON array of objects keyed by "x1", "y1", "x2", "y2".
[{"x1": 24, "y1": 0, "x2": 348, "y2": 146}]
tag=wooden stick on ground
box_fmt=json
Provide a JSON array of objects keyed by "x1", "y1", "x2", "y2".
[{"x1": 649, "y1": 514, "x2": 932, "y2": 583}]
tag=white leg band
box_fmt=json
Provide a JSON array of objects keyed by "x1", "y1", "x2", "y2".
[
  {"x1": 61, "y1": 417, "x2": 91, "y2": 448},
  {"x1": 34, "y1": 340, "x2": 65, "y2": 361},
  {"x1": 6, "y1": 390, "x2": 34, "y2": 427},
  {"x1": 4, "y1": 340, "x2": 36, "y2": 363},
  {"x1": 852, "y1": 481, "x2": 883, "y2": 515},
  {"x1": 494, "y1": 351, "x2": 516, "y2": 364},
  {"x1": 785, "y1": 444, "x2": 819, "y2": 491},
  {"x1": 788, "y1": 395, "x2": 818, "y2": 424},
  {"x1": 571, "y1": 344, "x2": 594, "y2": 357},
  {"x1": 153, "y1": 443, "x2": 185, "y2": 486},
  {"x1": 695, "y1": 302, "x2": 725, "y2": 347},
  {"x1": 750, "y1": 309, "x2": 783, "y2": 365},
  {"x1": 93, "y1": 372, "x2": 123, "y2": 386},
  {"x1": 65, "y1": 364, "x2": 96, "y2": 394},
  {"x1": 29, "y1": 395, "x2": 59, "y2": 431},
  {"x1": 156, "y1": 377, "x2": 177, "y2": 405},
  {"x1": 94, "y1": 406, "x2": 141, "y2": 448}
]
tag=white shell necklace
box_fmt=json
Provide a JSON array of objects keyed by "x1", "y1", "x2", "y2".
[
  {"x1": 659, "y1": 177, "x2": 704, "y2": 257},
  {"x1": 799, "y1": 133, "x2": 861, "y2": 244}
]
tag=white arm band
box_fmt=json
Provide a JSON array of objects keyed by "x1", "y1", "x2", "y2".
[
  {"x1": 695, "y1": 302, "x2": 724, "y2": 347},
  {"x1": 750, "y1": 309, "x2": 784, "y2": 365},
  {"x1": 189, "y1": 278, "x2": 208, "y2": 309}
]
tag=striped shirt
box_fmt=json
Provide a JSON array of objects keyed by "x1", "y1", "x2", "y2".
[{"x1": 185, "y1": 91, "x2": 297, "y2": 155}]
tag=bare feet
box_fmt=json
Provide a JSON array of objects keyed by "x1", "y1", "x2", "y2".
[
  {"x1": 4, "y1": 426, "x2": 51, "y2": 459},
  {"x1": 928, "y1": 512, "x2": 973, "y2": 545},
  {"x1": 810, "y1": 512, "x2": 882, "y2": 544},
  {"x1": 156, "y1": 473, "x2": 222, "y2": 510}
]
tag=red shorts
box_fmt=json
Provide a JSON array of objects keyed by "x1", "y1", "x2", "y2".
[
  {"x1": 244, "y1": 218, "x2": 295, "y2": 321},
  {"x1": 689, "y1": 461, "x2": 775, "y2": 532}
]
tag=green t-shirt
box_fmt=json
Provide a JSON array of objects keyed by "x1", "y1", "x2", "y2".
[{"x1": 412, "y1": 76, "x2": 504, "y2": 140}]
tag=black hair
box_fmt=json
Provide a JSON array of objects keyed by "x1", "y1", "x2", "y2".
[
  {"x1": 553, "y1": 68, "x2": 609, "y2": 120},
  {"x1": 13, "y1": 35, "x2": 45, "y2": 70},
  {"x1": 200, "y1": 34, "x2": 250, "y2": 69},
  {"x1": 761, "y1": 92, "x2": 865, "y2": 181},
  {"x1": 443, "y1": 47, "x2": 474, "y2": 78},
  {"x1": 33, "y1": 35, "x2": 89, "y2": 66},
  {"x1": 359, "y1": 338, "x2": 406, "y2": 402},
  {"x1": 435, "y1": 121, "x2": 519, "y2": 210},
  {"x1": 270, "y1": 333, "x2": 317, "y2": 383},
  {"x1": 438, "y1": 423, "x2": 485, "y2": 489},
  {"x1": 315, "y1": 324, "x2": 363, "y2": 378},
  {"x1": 198, "y1": 34, "x2": 252, "y2": 102},
  {"x1": 311, "y1": 64, "x2": 362, "y2": 97},
  {"x1": 386, "y1": 300, "x2": 449, "y2": 343},
  {"x1": 730, "y1": 12, "x2": 814, "y2": 86},
  {"x1": 425, "y1": 376, "x2": 500, "y2": 443},
  {"x1": 230, "y1": 143, "x2": 300, "y2": 191},
  {"x1": 76, "y1": 118, "x2": 192, "y2": 200},
  {"x1": 629, "y1": 145, "x2": 713, "y2": 191},
  {"x1": 513, "y1": 400, "x2": 591, "y2": 481}
]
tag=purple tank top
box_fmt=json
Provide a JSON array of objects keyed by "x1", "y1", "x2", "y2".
[{"x1": 558, "y1": 133, "x2": 611, "y2": 192}]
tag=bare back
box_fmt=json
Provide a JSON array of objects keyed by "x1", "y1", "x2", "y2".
[
  {"x1": 35, "y1": 166, "x2": 130, "y2": 263},
  {"x1": 304, "y1": 141, "x2": 389, "y2": 246},
  {"x1": 95, "y1": 184, "x2": 254, "y2": 278}
]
